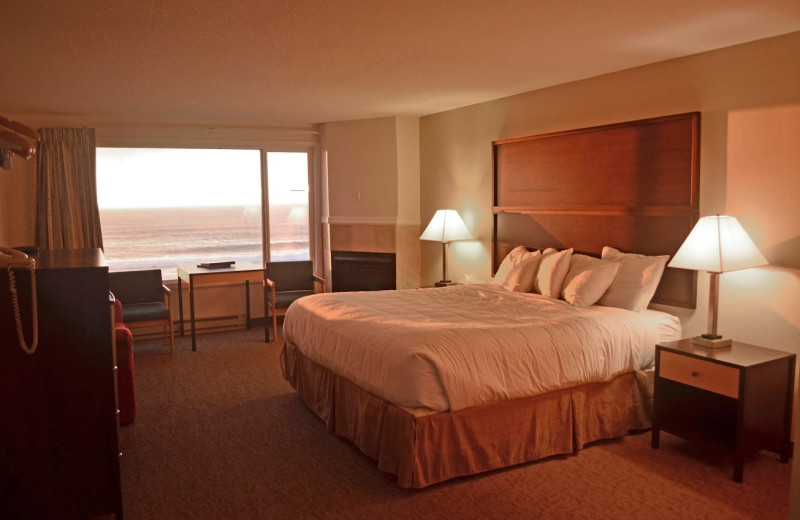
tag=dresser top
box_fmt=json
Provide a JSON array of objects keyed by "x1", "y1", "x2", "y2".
[{"x1": 33, "y1": 248, "x2": 107, "y2": 270}]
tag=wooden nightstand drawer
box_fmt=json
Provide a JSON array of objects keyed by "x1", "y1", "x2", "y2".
[{"x1": 659, "y1": 350, "x2": 739, "y2": 398}]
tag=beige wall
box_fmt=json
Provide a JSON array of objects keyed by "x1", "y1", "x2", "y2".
[
  {"x1": 420, "y1": 31, "x2": 800, "y2": 334},
  {"x1": 725, "y1": 103, "x2": 800, "y2": 520},
  {"x1": 322, "y1": 116, "x2": 421, "y2": 288},
  {"x1": 396, "y1": 116, "x2": 420, "y2": 224},
  {"x1": 0, "y1": 153, "x2": 36, "y2": 247},
  {"x1": 419, "y1": 31, "x2": 800, "y2": 517},
  {"x1": 324, "y1": 117, "x2": 399, "y2": 220}
]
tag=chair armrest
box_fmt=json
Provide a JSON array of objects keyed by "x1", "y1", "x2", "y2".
[
  {"x1": 162, "y1": 285, "x2": 172, "y2": 308},
  {"x1": 313, "y1": 274, "x2": 326, "y2": 293},
  {"x1": 264, "y1": 278, "x2": 277, "y2": 308}
]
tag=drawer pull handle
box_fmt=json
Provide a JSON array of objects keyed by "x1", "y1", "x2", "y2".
[{"x1": 690, "y1": 370, "x2": 700, "y2": 377}]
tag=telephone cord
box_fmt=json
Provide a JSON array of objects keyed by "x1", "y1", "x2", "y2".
[{"x1": 8, "y1": 263, "x2": 39, "y2": 355}]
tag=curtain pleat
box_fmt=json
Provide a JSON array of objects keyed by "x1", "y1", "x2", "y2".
[{"x1": 35, "y1": 128, "x2": 103, "y2": 250}]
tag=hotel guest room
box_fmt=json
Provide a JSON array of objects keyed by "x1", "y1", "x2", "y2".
[{"x1": 1, "y1": 1, "x2": 799, "y2": 519}]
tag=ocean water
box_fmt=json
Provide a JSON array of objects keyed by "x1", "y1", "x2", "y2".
[{"x1": 100, "y1": 205, "x2": 309, "y2": 278}]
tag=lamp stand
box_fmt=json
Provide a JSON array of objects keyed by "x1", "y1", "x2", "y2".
[
  {"x1": 435, "y1": 242, "x2": 455, "y2": 287},
  {"x1": 693, "y1": 272, "x2": 732, "y2": 348}
]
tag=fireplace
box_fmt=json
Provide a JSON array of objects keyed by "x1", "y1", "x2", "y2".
[{"x1": 331, "y1": 251, "x2": 396, "y2": 292}]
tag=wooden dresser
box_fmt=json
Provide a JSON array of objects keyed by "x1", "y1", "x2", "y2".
[{"x1": 0, "y1": 249, "x2": 122, "y2": 519}]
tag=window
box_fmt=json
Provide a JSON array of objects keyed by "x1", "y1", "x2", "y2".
[
  {"x1": 267, "y1": 152, "x2": 310, "y2": 262},
  {"x1": 97, "y1": 148, "x2": 312, "y2": 280}
]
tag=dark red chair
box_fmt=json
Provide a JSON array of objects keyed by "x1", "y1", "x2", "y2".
[{"x1": 114, "y1": 299, "x2": 136, "y2": 425}]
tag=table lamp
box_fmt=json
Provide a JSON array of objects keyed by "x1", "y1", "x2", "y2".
[
  {"x1": 420, "y1": 209, "x2": 473, "y2": 287},
  {"x1": 668, "y1": 215, "x2": 768, "y2": 348}
]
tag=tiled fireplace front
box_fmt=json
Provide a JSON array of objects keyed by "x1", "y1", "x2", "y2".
[{"x1": 327, "y1": 223, "x2": 420, "y2": 289}]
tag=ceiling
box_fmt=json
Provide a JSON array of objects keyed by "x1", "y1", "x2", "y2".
[{"x1": 1, "y1": 0, "x2": 798, "y2": 126}]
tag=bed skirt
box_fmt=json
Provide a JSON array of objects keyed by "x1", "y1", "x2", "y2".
[{"x1": 281, "y1": 341, "x2": 654, "y2": 489}]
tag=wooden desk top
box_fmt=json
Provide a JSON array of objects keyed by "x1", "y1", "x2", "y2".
[{"x1": 177, "y1": 262, "x2": 263, "y2": 283}]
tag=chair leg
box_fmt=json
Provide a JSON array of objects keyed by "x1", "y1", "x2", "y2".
[
  {"x1": 167, "y1": 319, "x2": 175, "y2": 355},
  {"x1": 272, "y1": 307, "x2": 278, "y2": 343}
]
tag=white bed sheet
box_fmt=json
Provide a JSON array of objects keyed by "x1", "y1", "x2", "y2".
[{"x1": 283, "y1": 283, "x2": 680, "y2": 413}]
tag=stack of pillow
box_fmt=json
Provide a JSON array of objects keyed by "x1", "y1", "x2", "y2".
[{"x1": 492, "y1": 245, "x2": 668, "y2": 311}]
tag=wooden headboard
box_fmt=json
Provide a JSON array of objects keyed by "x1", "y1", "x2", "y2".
[{"x1": 493, "y1": 112, "x2": 700, "y2": 308}]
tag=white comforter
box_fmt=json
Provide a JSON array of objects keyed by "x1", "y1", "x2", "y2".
[{"x1": 283, "y1": 283, "x2": 681, "y2": 413}]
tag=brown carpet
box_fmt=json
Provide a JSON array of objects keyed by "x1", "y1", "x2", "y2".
[{"x1": 121, "y1": 328, "x2": 791, "y2": 519}]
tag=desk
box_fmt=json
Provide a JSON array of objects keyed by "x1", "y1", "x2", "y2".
[{"x1": 177, "y1": 263, "x2": 264, "y2": 351}]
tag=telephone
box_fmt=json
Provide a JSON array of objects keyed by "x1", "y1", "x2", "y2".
[{"x1": 1, "y1": 247, "x2": 39, "y2": 354}]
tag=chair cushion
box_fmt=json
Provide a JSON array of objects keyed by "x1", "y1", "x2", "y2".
[
  {"x1": 123, "y1": 302, "x2": 170, "y2": 323},
  {"x1": 109, "y1": 270, "x2": 165, "y2": 305},
  {"x1": 273, "y1": 290, "x2": 315, "y2": 309},
  {"x1": 266, "y1": 261, "x2": 314, "y2": 292}
]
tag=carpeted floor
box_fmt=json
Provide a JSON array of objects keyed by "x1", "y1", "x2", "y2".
[{"x1": 120, "y1": 328, "x2": 791, "y2": 519}]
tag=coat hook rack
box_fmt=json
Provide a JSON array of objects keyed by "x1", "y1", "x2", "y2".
[{"x1": 0, "y1": 116, "x2": 39, "y2": 169}]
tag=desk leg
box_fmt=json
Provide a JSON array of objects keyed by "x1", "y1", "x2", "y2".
[
  {"x1": 177, "y1": 275, "x2": 185, "y2": 336},
  {"x1": 264, "y1": 282, "x2": 270, "y2": 343},
  {"x1": 189, "y1": 276, "x2": 197, "y2": 352},
  {"x1": 245, "y1": 280, "x2": 251, "y2": 330}
]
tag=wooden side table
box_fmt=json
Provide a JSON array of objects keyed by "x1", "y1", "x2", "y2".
[{"x1": 652, "y1": 338, "x2": 795, "y2": 482}]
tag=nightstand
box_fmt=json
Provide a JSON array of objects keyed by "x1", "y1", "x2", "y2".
[{"x1": 651, "y1": 338, "x2": 795, "y2": 482}]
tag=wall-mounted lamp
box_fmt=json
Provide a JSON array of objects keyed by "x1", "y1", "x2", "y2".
[
  {"x1": 668, "y1": 215, "x2": 767, "y2": 348},
  {"x1": 420, "y1": 209, "x2": 474, "y2": 287}
]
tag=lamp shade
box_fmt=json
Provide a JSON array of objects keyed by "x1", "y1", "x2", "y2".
[
  {"x1": 669, "y1": 215, "x2": 767, "y2": 273},
  {"x1": 420, "y1": 209, "x2": 473, "y2": 243}
]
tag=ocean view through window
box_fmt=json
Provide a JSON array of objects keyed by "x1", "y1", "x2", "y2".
[{"x1": 97, "y1": 148, "x2": 311, "y2": 280}]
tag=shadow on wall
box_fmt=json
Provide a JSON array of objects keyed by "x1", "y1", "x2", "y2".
[{"x1": 763, "y1": 235, "x2": 800, "y2": 270}]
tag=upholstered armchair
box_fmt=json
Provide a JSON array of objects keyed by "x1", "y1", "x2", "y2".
[
  {"x1": 112, "y1": 298, "x2": 136, "y2": 425},
  {"x1": 264, "y1": 261, "x2": 325, "y2": 342},
  {"x1": 109, "y1": 269, "x2": 175, "y2": 354}
]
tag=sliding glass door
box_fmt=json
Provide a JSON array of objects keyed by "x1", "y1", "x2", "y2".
[{"x1": 265, "y1": 151, "x2": 310, "y2": 262}]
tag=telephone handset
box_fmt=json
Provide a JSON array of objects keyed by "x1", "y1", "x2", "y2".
[{"x1": 1, "y1": 247, "x2": 39, "y2": 354}]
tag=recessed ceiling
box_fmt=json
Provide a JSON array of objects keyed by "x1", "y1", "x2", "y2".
[{"x1": 1, "y1": 0, "x2": 798, "y2": 125}]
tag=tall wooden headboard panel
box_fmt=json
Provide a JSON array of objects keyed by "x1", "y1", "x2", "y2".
[{"x1": 493, "y1": 112, "x2": 700, "y2": 308}]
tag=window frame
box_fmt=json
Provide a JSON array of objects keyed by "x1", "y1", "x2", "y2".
[{"x1": 95, "y1": 125, "x2": 321, "y2": 276}]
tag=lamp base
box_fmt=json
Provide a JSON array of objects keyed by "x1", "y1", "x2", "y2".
[
  {"x1": 692, "y1": 334, "x2": 732, "y2": 348},
  {"x1": 435, "y1": 280, "x2": 455, "y2": 287}
]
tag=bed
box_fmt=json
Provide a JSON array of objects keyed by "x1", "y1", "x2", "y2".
[
  {"x1": 280, "y1": 112, "x2": 700, "y2": 488},
  {"x1": 282, "y1": 281, "x2": 680, "y2": 487}
]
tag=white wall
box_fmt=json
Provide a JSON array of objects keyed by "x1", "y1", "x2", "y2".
[
  {"x1": 323, "y1": 117, "x2": 399, "y2": 221},
  {"x1": 321, "y1": 116, "x2": 423, "y2": 288},
  {"x1": 720, "y1": 105, "x2": 800, "y2": 348},
  {"x1": 395, "y1": 117, "x2": 420, "y2": 225}
]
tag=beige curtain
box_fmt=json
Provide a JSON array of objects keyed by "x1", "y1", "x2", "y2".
[{"x1": 35, "y1": 127, "x2": 103, "y2": 250}]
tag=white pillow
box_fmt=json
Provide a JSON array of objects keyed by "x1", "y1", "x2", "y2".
[
  {"x1": 498, "y1": 249, "x2": 542, "y2": 292},
  {"x1": 596, "y1": 246, "x2": 669, "y2": 312},
  {"x1": 561, "y1": 254, "x2": 620, "y2": 307},
  {"x1": 494, "y1": 246, "x2": 527, "y2": 285},
  {"x1": 533, "y1": 248, "x2": 573, "y2": 298}
]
